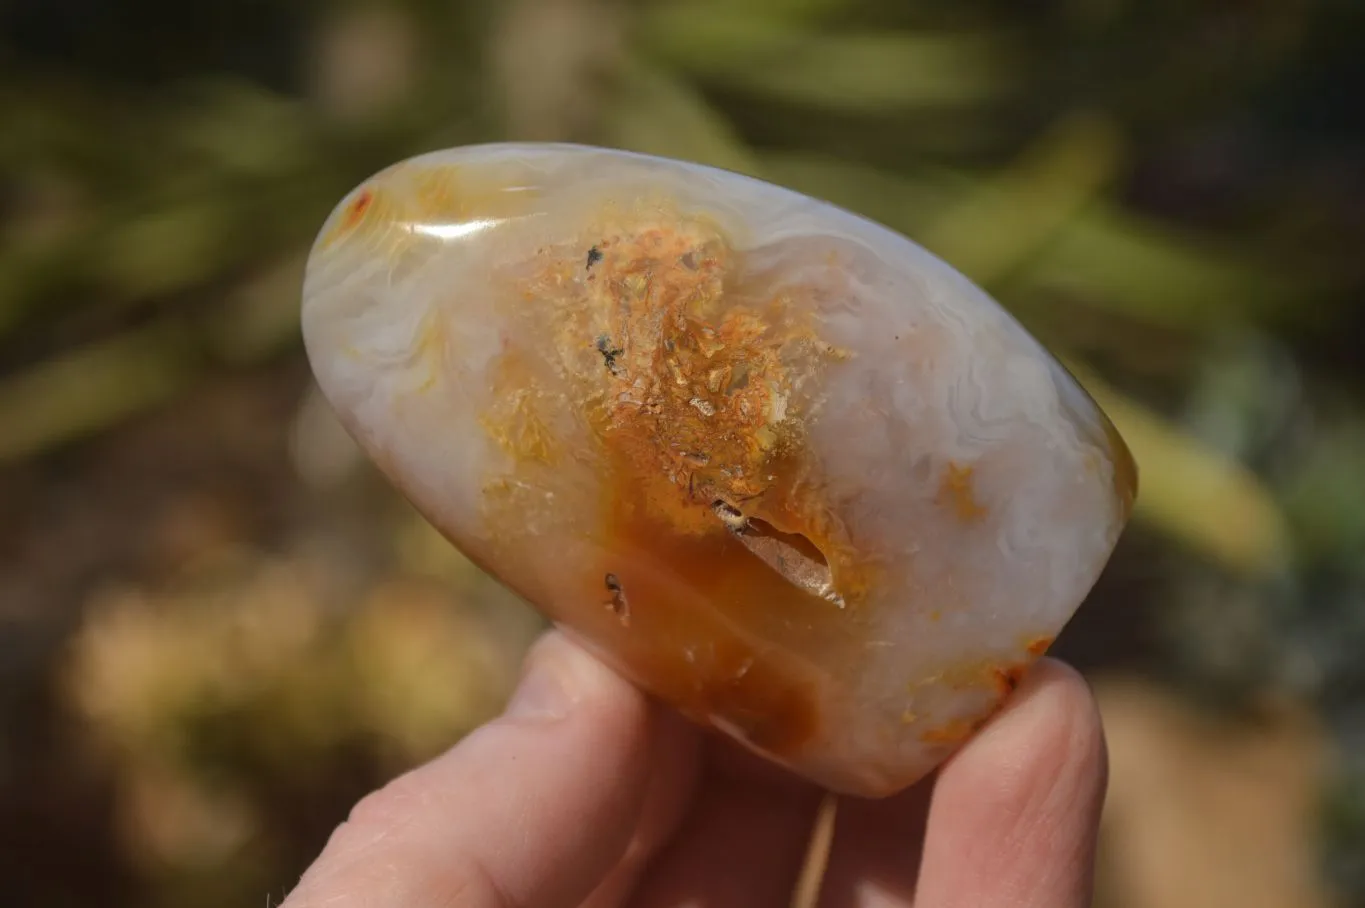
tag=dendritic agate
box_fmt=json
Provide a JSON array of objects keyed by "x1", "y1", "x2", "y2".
[{"x1": 301, "y1": 143, "x2": 1135, "y2": 797}]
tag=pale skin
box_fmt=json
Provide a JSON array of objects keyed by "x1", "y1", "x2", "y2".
[{"x1": 281, "y1": 630, "x2": 1108, "y2": 908}]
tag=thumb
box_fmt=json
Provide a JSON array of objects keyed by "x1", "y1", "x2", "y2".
[{"x1": 283, "y1": 631, "x2": 663, "y2": 908}]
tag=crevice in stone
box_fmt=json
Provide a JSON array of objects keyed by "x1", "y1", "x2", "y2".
[{"x1": 713, "y1": 501, "x2": 844, "y2": 607}]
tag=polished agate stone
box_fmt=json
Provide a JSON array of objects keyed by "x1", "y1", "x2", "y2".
[{"x1": 300, "y1": 143, "x2": 1135, "y2": 797}]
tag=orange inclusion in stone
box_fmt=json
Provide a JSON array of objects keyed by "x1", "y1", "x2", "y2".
[
  {"x1": 592, "y1": 491, "x2": 832, "y2": 756},
  {"x1": 938, "y1": 461, "x2": 988, "y2": 522},
  {"x1": 920, "y1": 717, "x2": 982, "y2": 745},
  {"x1": 519, "y1": 210, "x2": 869, "y2": 758},
  {"x1": 990, "y1": 663, "x2": 1028, "y2": 698},
  {"x1": 343, "y1": 189, "x2": 373, "y2": 228}
]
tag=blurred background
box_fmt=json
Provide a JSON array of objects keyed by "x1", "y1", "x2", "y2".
[{"x1": 1, "y1": 0, "x2": 1363, "y2": 905}]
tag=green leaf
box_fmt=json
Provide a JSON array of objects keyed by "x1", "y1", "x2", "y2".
[
  {"x1": 1280, "y1": 417, "x2": 1365, "y2": 565},
  {"x1": 92, "y1": 200, "x2": 238, "y2": 299},
  {"x1": 765, "y1": 146, "x2": 1328, "y2": 336},
  {"x1": 640, "y1": 8, "x2": 1019, "y2": 112},
  {"x1": 1017, "y1": 207, "x2": 1326, "y2": 333},
  {"x1": 759, "y1": 152, "x2": 960, "y2": 232},
  {"x1": 1074, "y1": 365, "x2": 1293, "y2": 577},
  {"x1": 653, "y1": 0, "x2": 848, "y2": 25},
  {"x1": 0, "y1": 323, "x2": 200, "y2": 462},
  {"x1": 600, "y1": 57, "x2": 762, "y2": 176},
  {"x1": 918, "y1": 112, "x2": 1125, "y2": 287}
]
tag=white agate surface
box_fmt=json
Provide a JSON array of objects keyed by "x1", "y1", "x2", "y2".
[{"x1": 301, "y1": 142, "x2": 1134, "y2": 797}]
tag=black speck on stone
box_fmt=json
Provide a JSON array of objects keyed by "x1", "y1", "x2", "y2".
[{"x1": 586, "y1": 246, "x2": 603, "y2": 269}]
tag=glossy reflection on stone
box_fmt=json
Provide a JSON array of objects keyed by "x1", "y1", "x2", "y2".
[{"x1": 300, "y1": 143, "x2": 1136, "y2": 797}]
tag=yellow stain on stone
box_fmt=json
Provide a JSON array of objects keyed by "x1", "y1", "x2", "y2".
[
  {"x1": 938, "y1": 461, "x2": 988, "y2": 522},
  {"x1": 384, "y1": 311, "x2": 450, "y2": 397},
  {"x1": 920, "y1": 717, "x2": 980, "y2": 745},
  {"x1": 319, "y1": 163, "x2": 544, "y2": 257},
  {"x1": 410, "y1": 168, "x2": 461, "y2": 218},
  {"x1": 479, "y1": 348, "x2": 559, "y2": 466},
  {"x1": 406, "y1": 164, "x2": 544, "y2": 227},
  {"x1": 481, "y1": 396, "x2": 556, "y2": 465}
]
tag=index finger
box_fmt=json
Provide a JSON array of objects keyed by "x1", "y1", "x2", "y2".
[{"x1": 282, "y1": 630, "x2": 698, "y2": 908}]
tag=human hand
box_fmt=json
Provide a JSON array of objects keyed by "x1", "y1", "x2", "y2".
[{"x1": 281, "y1": 629, "x2": 1107, "y2": 908}]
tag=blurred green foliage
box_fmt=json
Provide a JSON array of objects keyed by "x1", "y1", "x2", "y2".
[{"x1": 2, "y1": 0, "x2": 1364, "y2": 905}]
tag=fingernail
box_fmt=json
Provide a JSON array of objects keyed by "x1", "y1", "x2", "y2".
[{"x1": 505, "y1": 649, "x2": 573, "y2": 722}]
